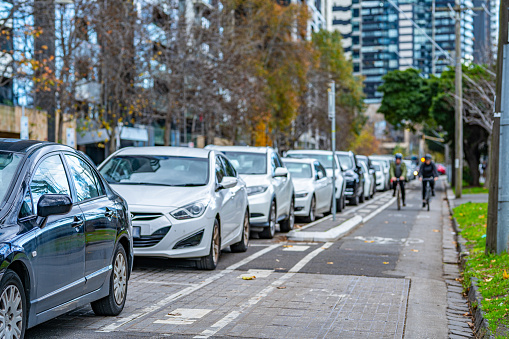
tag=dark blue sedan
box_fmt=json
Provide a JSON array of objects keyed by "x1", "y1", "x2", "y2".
[{"x1": 0, "y1": 139, "x2": 133, "y2": 338}]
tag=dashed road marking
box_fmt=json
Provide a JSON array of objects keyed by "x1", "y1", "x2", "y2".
[
  {"x1": 194, "y1": 242, "x2": 335, "y2": 338},
  {"x1": 97, "y1": 243, "x2": 282, "y2": 333},
  {"x1": 238, "y1": 269, "x2": 273, "y2": 279},
  {"x1": 154, "y1": 308, "x2": 212, "y2": 325},
  {"x1": 282, "y1": 245, "x2": 310, "y2": 251}
]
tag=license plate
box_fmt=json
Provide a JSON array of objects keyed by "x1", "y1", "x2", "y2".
[{"x1": 133, "y1": 226, "x2": 141, "y2": 239}]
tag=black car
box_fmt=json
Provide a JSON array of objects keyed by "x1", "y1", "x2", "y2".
[
  {"x1": 335, "y1": 151, "x2": 365, "y2": 205},
  {"x1": 0, "y1": 139, "x2": 133, "y2": 338}
]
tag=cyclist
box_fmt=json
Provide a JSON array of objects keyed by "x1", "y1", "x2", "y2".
[
  {"x1": 418, "y1": 154, "x2": 439, "y2": 208},
  {"x1": 390, "y1": 153, "x2": 407, "y2": 206}
]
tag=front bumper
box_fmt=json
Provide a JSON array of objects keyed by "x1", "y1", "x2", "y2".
[
  {"x1": 294, "y1": 193, "x2": 312, "y2": 217},
  {"x1": 132, "y1": 211, "x2": 214, "y2": 259},
  {"x1": 247, "y1": 190, "x2": 273, "y2": 227}
]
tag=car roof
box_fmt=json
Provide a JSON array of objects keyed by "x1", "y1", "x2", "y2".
[
  {"x1": 356, "y1": 155, "x2": 368, "y2": 160},
  {"x1": 205, "y1": 145, "x2": 270, "y2": 154},
  {"x1": 286, "y1": 150, "x2": 332, "y2": 155},
  {"x1": 282, "y1": 158, "x2": 316, "y2": 165},
  {"x1": 335, "y1": 151, "x2": 352, "y2": 156},
  {"x1": 115, "y1": 146, "x2": 211, "y2": 158},
  {"x1": 0, "y1": 138, "x2": 49, "y2": 153}
]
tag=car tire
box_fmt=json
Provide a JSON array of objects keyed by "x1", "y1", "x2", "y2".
[
  {"x1": 259, "y1": 201, "x2": 276, "y2": 239},
  {"x1": 359, "y1": 190, "x2": 365, "y2": 203},
  {"x1": 91, "y1": 244, "x2": 128, "y2": 316},
  {"x1": 231, "y1": 210, "x2": 250, "y2": 253},
  {"x1": 280, "y1": 199, "x2": 295, "y2": 232},
  {"x1": 303, "y1": 196, "x2": 316, "y2": 223},
  {"x1": 197, "y1": 218, "x2": 221, "y2": 270},
  {"x1": 350, "y1": 194, "x2": 359, "y2": 206},
  {"x1": 0, "y1": 269, "x2": 26, "y2": 339}
]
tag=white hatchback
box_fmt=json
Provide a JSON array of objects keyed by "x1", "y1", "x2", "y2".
[
  {"x1": 99, "y1": 147, "x2": 249, "y2": 270},
  {"x1": 282, "y1": 158, "x2": 333, "y2": 222},
  {"x1": 206, "y1": 146, "x2": 295, "y2": 239}
]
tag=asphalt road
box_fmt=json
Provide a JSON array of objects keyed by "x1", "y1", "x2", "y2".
[{"x1": 26, "y1": 179, "x2": 448, "y2": 338}]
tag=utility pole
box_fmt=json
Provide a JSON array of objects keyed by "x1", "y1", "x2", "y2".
[
  {"x1": 328, "y1": 81, "x2": 336, "y2": 221},
  {"x1": 486, "y1": 0, "x2": 509, "y2": 254},
  {"x1": 454, "y1": 0, "x2": 463, "y2": 199},
  {"x1": 437, "y1": 3, "x2": 483, "y2": 199}
]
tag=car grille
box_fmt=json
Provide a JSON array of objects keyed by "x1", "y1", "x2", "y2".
[
  {"x1": 133, "y1": 226, "x2": 171, "y2": 248},
  {"x1": 131, "y1": 212, "x2": 164, "y2": 222}
]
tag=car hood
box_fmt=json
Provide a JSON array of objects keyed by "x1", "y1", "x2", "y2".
[
  {"x1": 291, "y1": 178, "x2": 314, "y2": 192},
  {"x1": 110, "y1": 184, "x2": 211, "y2": 210},
  {"x1": 239, "y1": 174, "x2": 270, "y2": 187}
]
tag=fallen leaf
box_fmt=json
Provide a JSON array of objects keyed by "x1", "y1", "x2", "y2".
[
  {"x1": 168, "y1": 312, "x2": 182, "y2": 317},
  {"x1": 283, "y1": 245, "x2": 293, "y2": 248},
  {"x1": 484, "y1": 277, "x2": 493, "y2": 282},
  {"x1": 432, "y1": 229, "x2": 440, "y2": 233},
  {"x1": 411, "y1": 249, "x2": 419, "y2": 252},
  {"x1": 479, "y1": 215, "x2": 485, "y2": 219},
  {"x1": 467, "y1": 322, "x2": 474, "y2": 328},
  {"x1": 277, "y1": 286, "x2": 286, "y2": 289},
  {"x1": 503, "y1": 270, "x2": 509, "y2": 279},
  {"x1": 242, "y1": 276, "x2": 256, "y2": 280},
  {"x1": 463, "y1": 312, "x2": 470, "y2": 317},
  {"x1": 384, "y1": 221, "x2": 389, "y2": 224},
  {"x1": 327, "y1": 262, "x2": 334, "y2": 264},
  {"x1": 383, "y1": 262, "x2": 389, "y2": 264},
  {"x1": 276, "y1": 259, "x2": 280, "y2": 262},
  {"x1": 403, "y1": 221, "x2": 407, "y2": 224},
  {"x1": 364, "y1": 240, "x2": 374, "y2": 243}
]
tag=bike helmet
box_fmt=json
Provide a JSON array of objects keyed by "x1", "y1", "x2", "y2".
[
  {"x1": 425, "y1": 154, "x2": 432, "y2": 161},
  {"x1": 395, "y1": 153, "x2": 403, "y2": 160}
]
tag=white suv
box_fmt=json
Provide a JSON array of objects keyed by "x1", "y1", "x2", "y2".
[{"x1": 206, "y1": 146, "x2": 295, "y2": 239}]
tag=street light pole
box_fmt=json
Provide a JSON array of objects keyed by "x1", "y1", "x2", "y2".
[
  {"x1": 329, "y1": 81, "x2": 336, "y2": 221},
  {"x1": 454, "y1": 0, "x2": 463, "y2": 199}
]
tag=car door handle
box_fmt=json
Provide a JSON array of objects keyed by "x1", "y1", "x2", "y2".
[
  {"x1": 104, "y1": 207, "x2": 114, "y2": 218},
  {"x1": 71, "y1": 217, "x2": 84, "y2": 228}
]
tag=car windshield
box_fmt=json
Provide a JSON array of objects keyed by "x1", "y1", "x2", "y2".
[
  {"x1": 100, "y1": 155, "x2": 209, "y2": 186},
  {"x1": 286, "y1": 153, "x2": 333, "y2": 169},
  {"x1": 284, "y1": 162, "x2": 312, "y2": 178},
  {"x1": 0, "y1": 152, "x2": 23, "y2": 205},
  {"x1": 336, "y1": 154, "x2": 353, "y2": 170},
  {"x1": 221, "y1": 152, "x2": 267, "y2": 175}
]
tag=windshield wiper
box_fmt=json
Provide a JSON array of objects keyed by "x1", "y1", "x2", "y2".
[
  {"x1": 171, "y1": 183, "x2": 205, "y2": 187},
  {"x1": 113, "y1": 182, "x2": 174, "y2": 187}
]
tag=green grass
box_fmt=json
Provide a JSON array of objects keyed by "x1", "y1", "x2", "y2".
[
  {"x1": 452, "y1": 186, "x2": 489, "y2": 195},
  {"x1": 454, "y1": 202, "x2": 509, "y2": 337}
]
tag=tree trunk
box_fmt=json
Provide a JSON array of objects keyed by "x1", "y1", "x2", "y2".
[{"x1": 164, "y1": 116, "x2": 171, "y2": 146}]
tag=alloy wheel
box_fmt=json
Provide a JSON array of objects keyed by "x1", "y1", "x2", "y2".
[
  {"x1": 243, "y1": 213, "x2": 249, "y2": 245},
  {"x1": 212, "y1": 222, "x2": 220, "y2": 265},
  {"x1": 269, "y1": 203, "x2": 276, "y2": 236},
  {"x1": 0, "y1": 285, "x2": 23, "y2": 339},
  {"x1": 113, "y1": 252, "x2": 127, "y2": 306}
]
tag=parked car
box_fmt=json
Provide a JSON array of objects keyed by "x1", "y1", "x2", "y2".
[
  {"x1": 0, "y1": 139, "x2": 133, "y2": 338},
  {"x1": 205, "y1": 146, "x2": 294, "y2": 239},
  {"x1": 285, "y1": 150, "x2": 346, "y2": 212},
  {"x1": 359, "y1": 161, "x2": 375, "y2": 200},
  {"x1": 336, "y1": 151, "x2": 365, "y2": 205},
  {"x1": 370, "y1": 155, "x2": 392, "y2": 190},
  {"x1": 282, "y1": 158, "x2": 333, "y2": 222},
  {"x1": 356, "y1": 155, "x2": 376, "y2": 199},
  {"x1": 371, "y1": 161, "x2": 385, "y2": 191},
  {"x1": 99, "y1": 147, "x2": 249, "y2": 270},
  {"x1": 437, "y1": 163, "x2": 447, "y2": 175}
]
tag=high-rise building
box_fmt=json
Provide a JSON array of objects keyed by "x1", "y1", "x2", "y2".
[
  {"x1": 324, "y1": 0, "x2": 353, "y2": 56},
  {"x1": 350, "y1": 0, "x2": 476, "y2": 102}
]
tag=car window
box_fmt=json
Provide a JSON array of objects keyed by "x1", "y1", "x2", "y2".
[
  {"x1": 287, "y1": 153, "x2": 333, "y2": 169},
  {"x1": 215, "y1": 156, "x2": 226, "y2": 183},
  {"x1": 318, "y1": 163, "x2": 327, "y2": 178},
  {"x1": 284, "y1": 162, "x2": 312, "y2": 178},
  {"x1": 270, "y1": 153, "x2": 277, "y2": 174},
  {"x1": 222, "y1": 156, "x2": 237, "y2": 177},
  {"x1": 274, "y1": 153, "x2": 284, "y2": 168},
  {"x1": 336, "y1": 154, "x2": 354, "y2": 170},
  {"x1": 30, "y1": 154, "x2": 71, "y2": 214},
  {"x1": 18, "y1": 188, "x2": 33, "y2": 219},
  {"x1": 314, "y1": 162, "x2": 326, "y2": 179},
  {"x1": 221, "y1": 152, "x2": 267, "y2": 175},
  {"x1": 0, "y1": 152, "x2": 23, "y2": 205},
  {"x1": 65, "y1": 154, "x2": 105, "y2": 202}
]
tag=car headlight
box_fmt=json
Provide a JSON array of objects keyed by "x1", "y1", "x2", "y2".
[
  {"x1": 171, "y1": 201, "x2": 209, "y2": 220},
  {"x1": 413, "y1": 171, "x2": 418, "y2": 176},
  {"x1": 295, "y1": 192, "x2": 309, "y2": 198},
  {"x1": 247, "y1": 186, "x2": 268, "y2": 196}
]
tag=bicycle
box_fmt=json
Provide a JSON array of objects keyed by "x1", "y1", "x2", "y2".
[
  {"x1": 394, "y1": 178, "x2": 401, "y2": 210},
  {"x1": 422, "y1": 177, "x2": 434, "y2": 211}
]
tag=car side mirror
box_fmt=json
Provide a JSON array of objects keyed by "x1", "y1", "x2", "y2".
[
  {"x1": 218, "y1": 176, "x2": 238, "y2": 190},
  {"x1": 37, "y1": 194, "x2": 72, "y2": 218},
  {"x1": 274, "y1": 167, "x2": 289, "y2": 177}
]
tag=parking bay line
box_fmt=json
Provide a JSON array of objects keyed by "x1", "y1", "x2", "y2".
[
  {"x1": 194, "y1": 242, "x2": 335, "y2": 339},
  {"x1": 97, "y1": 243, "x2": 282, "y2": 333}
]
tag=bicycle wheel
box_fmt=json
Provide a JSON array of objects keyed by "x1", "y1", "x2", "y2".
[{"x1": 397, "y1": 187, "x2": 401, "y2": 210}]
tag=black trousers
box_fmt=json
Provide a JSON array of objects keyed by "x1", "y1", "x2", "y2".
[
  {"x1": 422, "y1": 179, "x2": 435, "y2": 200},
  {"x1": 393, "y1": 180, "x2": 405, "y2": 202}
]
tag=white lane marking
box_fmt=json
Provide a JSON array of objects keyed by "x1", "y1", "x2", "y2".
[
  {"x1": 154, "y1": 308, "x2": 212, "y2": 325},
  {"x1": 194, "y1": 242, "x2": 335, "y2": 338},
  {"x1": 238, "y1": 269, "x2": 273, "y2": 279},
  {"x1": 97, "y1": 243, "x2": 281, "y2": 333},
  {"x1": 354, "y1": 236, "x2": 424, "y2": 246},
  {"x1": 282, "y1": 245, "x2": 310, "y2": 252},
  {"x1": 297, "y1": 215, "x2": 332, "y2": 231},
  {"x1": 344, "y1": 192, "x2": 391, "y2": 215},
  {"x1": 362, "y1": 197, "x2": 397, "y2": 223}
]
